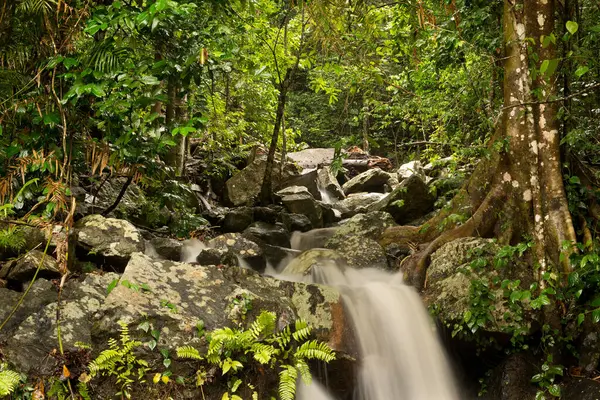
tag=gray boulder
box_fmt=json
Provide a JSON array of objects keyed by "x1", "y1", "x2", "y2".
[
  {"x1": 563, "y1": 378, "x2": 600, "y2": 400},
  {"x1": 423, "y1": 238, "x2": 535, "y2": 335},
  {"x1": 317, "y1": 167, "x2": 345, "y2": 201},
  {"x1": 287, "y1": 148, "x2": 336, "y2": 169},
  {"x1": 282, "y1": 249, "x2": 347, "y2": 277},
  {"x1": 224, "y1": 156, "x2": 302, "y2": 206},
  {"x1": 397, "y1": 160, "x2": 426, "y2": 180},
  {"x1": 327, "y1": 212, "x2": 396, "y2": 248},
  {"x1": 196, "y1": 247, "x2": 239, "y2": 267},
  {"x1": 208, "y1": 233, "x2": 265, "y2": 271},
  {"x1": 75, "y1": 215, "x2": 145, "y2": 268},
  {"x1": 3, "y1": 273, "x2": 119, "y2": 374},
  {"x1": 223, "y1": 207, "x2": 254, "y2": 233},
  {"x1": 148, "y1": 237, "x2": 183, "y2": 261},
  {"x1": 369, "y1": 174, "x2": 435, "y2": 224},
  {"x1": 326, "y1": 236, "x2": 388, "y2": 270},
  {"x1": 0, "y1": 249, "x2": 61, "y2": 282},
  {"x1": 281, "y1": 169, "x2": 321, "y2": 200},
  {"x1": 280, "y1": 213, "x2": 313, "y2": 232},
  {"x1": 332, "y1": 193, "x2": 387, "y2": 218},
  {"x1": 291, "y1": 228, "x2": 339, "y2": 251},
  {"x1": 342, "y1": 168, "x2": 390, "y2": 195},
  {"x1": 0, "y1": 279, "x2": 56, "y2": 336},
  {"x1": 243, "y1": 222, "x2": 291, "y2": 248},
  {"x1": 276, "y1": 186, "x2": 323, "y2": 228}
]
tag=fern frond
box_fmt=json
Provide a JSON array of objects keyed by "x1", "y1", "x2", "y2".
[
  {"x1": 272, "y1": 325, "x2": 291, "y2": 349},
  {"x1": 77, "y1": 382, "x2": 92, "y2": 400},
  {"x1": 88, "y1": 349, "x2": 120, "y2": 377},
  {"x1": 249, "y1": 311, "x2": 276, "y2": 339},
  {"x1": 294, "y1": 340, "x2": 336, "y2": 362},
  {"x1": 278, "y1": 365, "x2": 297, "y2": 400},
  {"x1": 249, "y1": 343, "x2": 278, "y2": 364},
  {"x1": 292, "y1": 319, "x2": 311, "y2": 342},
  {"x1": 176, "y1": 346, "x2": 203, "y2": 360},
  {"x1": 0, "y1": 370, "x2": 21, "y2": 396},
  {"x1": 86, "y1": 40, "x2": 128, "y2": 73},
  {"x1": 295, "y1": 359, "x2": 311, "y2": 385}
]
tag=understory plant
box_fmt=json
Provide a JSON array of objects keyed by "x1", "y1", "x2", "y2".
[{"x1": 176, "y1": 310, "x2": 336, "y2": 400}]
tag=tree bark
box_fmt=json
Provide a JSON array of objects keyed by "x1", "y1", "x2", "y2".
[{"x1": 382, "y1": 0, "x2": 577, "y2": 290}]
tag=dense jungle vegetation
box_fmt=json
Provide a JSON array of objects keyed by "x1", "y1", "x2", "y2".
[{"x1": 1, "y1": 0, "x2": 600, "y2": 399}]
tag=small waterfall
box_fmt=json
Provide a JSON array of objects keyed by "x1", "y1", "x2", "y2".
[
  {"x1": 298, "y1": 265, "x2": 460, "y2": 400},
  {"x1": 180, "y1": 238, "x2": 206, "y2": 263}
]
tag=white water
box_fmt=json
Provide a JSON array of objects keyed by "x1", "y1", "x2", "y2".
[{"x1": 298, "y1": 265, "x2": 460, "y2": 400}]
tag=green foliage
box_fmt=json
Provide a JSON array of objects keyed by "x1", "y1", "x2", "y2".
[
  {"x1": 0, "y1": 367, "x2": 21, "y2": 397},
  {"x1": 88, "y1": 321, "x2": 149, "y2": 399},
  {"x1": 0, "y1": 227, "x2": 26, "y2": 254},
  {"x1": 177, "y1": 310, "x2": 335, "y2": 400}
]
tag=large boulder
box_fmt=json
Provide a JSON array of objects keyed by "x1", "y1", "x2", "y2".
[
  {"x1": 331, "y1": 193, "x2": 387, "y2": 218},
  {"x1": 342, "y1": 168, "x2": 391, "y2": 195},
  {"x1": 94, "y1": 253, "x2": 348, "y2": 357},
  {"x1": 397, "y1": 160, "x2": 426, "y2": 180},
  {"x1": 291, "y1": 228, "x2": 339, "y2": 251},
  {"x1": 287, "y1": 148, "x2": 336, "y2": 169},
  {"x1": 326, "y1": 236, "x2": 388, "y2": 271},
  {"x1": 0, "y1": 279, "x2": 56, "y2": 336},
  {"x1": 224, "y1": 156, "x2": 302, "y2": 206},
  {"x1": 282, "y1": 249, "x2": 347, "y2": 277},
  {"x1": 562, "y1": 378, "x2": 600, "y2": 400},
  {"x1": 75, "y1": 215, "x2": 145, "y2": 268},
  {"x1": 423, "y1": 238, "x2": 536, "y2": 335},
  {"x1": 369, "y1": 174, "x2": 435, "y2": 224},
  {"x1": 276, "y1": 186, "x2": 323, "y2": 228},
  {"x1": 326, "y1": 212, "x2": 396, "y2": 249},
  {"x1": 243, "y1": 222, "x2": 291, "y2": 248},
  {"x1": 148, "y1": 237, "x2": 183, "y2": 261},
  {"x1": 317, "y1": 167, "x2": 345, "y2": 201},
  {"x1": 0, "y1": 249, "x2": 61, "y2": 283},
  {"x1": 281, "y1": 169, "x2": 321, "y2": 200},
  {"x1": 3, "y1": 273, "x2": 119, "y2": 374},
  {"x1": 222, "y1": 207, "x2": 254, "y2": 233},
  {"x1": 280, "y1": 213, "x2": 313, "y2": 232}
]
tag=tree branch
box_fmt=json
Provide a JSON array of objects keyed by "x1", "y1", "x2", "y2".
[{"x1": 503, "y1": 82, "x2": 600, "y2": 110}]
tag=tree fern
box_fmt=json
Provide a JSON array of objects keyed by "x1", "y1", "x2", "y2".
[{"x1": 0, "y1": 370, "x2": 21, "y2": 396}]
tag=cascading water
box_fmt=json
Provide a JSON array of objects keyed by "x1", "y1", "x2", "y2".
[{"x1": 293, "y1": 262, "x2": 460, "y2": 400}]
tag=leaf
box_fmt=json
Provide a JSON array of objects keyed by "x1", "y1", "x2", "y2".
[
  {"x1": 592, "y1": 308, "x2": 600, "y2": 324},
  {"x1": 548, "y1": 384, "x2": 561, "y2": 397},
  {"x1": 161, "y1": 375, "x2": 169, "y2": 384},
  {"x1": 153, "y1": 373, "x2": 161, "y2": 384},
  {"x1": 107, "y1": 278, "x2": 119, "y2": 295},
  {"x1": 575, "y1": 66, "x2": 589, "y2": 78},
  {"x1": 163, "y1": 358, "x2": 171, "y2": 368},
  {"x1": 566, "y1": 21, "x2": 579, "y2": 35},
  {"x1": 463, "y1": 310, "x2": 472, "y2": 323},
  {"x1": 577, "y1": 313, "x2": 585, "y2": 326}
]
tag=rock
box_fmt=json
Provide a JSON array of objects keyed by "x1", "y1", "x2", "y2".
[
  {"x1": 281, "y1": 169, "x2": 321, "y2": 200},
  {"x1": 332, "y1": 193, "x2": 387, "y2": 218},
  {"x1": 280, "y1": 213, "x2": 313, "y2": 232},
  {"x1": 563, "y1": 378, "x2": 600, "y2": 400},
  {"x1": 397, "y1": 160, "x2": 425, "y2": 180},
  {"x1": 482, "y1": 353, "x2": 537, "y2": 400},
  {"x1": 369, "y1": 174, "x2": 435, "y2": 224},
  {"x1": 276, "y1": 186, "x2": 323, "y2": 228},
  {"x1": 384, "y1": 172, "x2": 400, "y2": 191},
  {"x1": 577, "y1": 316, "x2": 600, "y2": 374},
  {"x1": 342, "y1": 168, "x2": 391, "y2": 195},
  {"x1": 317, "y1": 168, "x2": 345, "y2": 201},
  {"x1": 423, "y1": 156, "x2": 455, "y2": 177},
  {"x1": 291, "y1": 228, "x2": 339, "y2": 251},
  {"x1": 208, "y1": 233, "x2": 265, "y2": 272},
  {"x1": 423, "y1": 238, "x2": 535, "y2": 335},
  {"x1": 85, "y1": 177, "x2": 148, "y2": 220},
  {"x1": 326, "y1": 236, "x2": 389, "y2": 270},
  {"x1": 0, "y1": 250, "x2": 61, "y2": 283},
  {"x1": 201, "y1": 206, "x2": 227, "y2": 226},
  {"x1": 287, "y1": 148, "x2": 336, "y2": 169},
  {"x1": 262, "y1": 245, "x2": 301, "y2": 270},
  {"x1": 94, "y1": 253, "x2": 347, "y2": 358},
  {"x1": 253, "y1": 206, "x2": 282, "y2": 224},
  {"x1": 196, "y1": 247, "x2": 239, "y2": 267},
  {"x1": 4, "y1": 273, "x2": 119, "y2": 374},
  {"x1": 243, "y1": 222, "x2": 291, "y2": 248},
  {"x1": 75, "y1": 215, "x2": 145, "y2": 269},
  {"x1": 282, "y1": 249, "x2": 347, "y2": 277},
  {"x1": 0, "y1": 279, "x2": 56, "y2": 336},
  {"x1": 148, "y1": 237, "x2": 183, "y2": 261},
  {"x1": 326, "y1": 211, "x2": 396, "y2": 249},
  {"x1": 17, "y1": 225, "x2": 47, "y2": 253},
  {"x1": 224, "y1": 156, "x2": 302, "y2": 206},
  {"x1": 223, "y1": 207, "x2": 254, "y2": 233}
]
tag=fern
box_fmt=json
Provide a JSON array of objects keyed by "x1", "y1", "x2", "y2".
[
  {"x1": 176, "y1": 346, "x2": 203, "y2": 360},
  {"x1": 295, "y1": 359, "x2": 312, "y2": 385},
  {"x1": 278, "y1": 365, "x2": 298, "y2": 400},
  {"x1": 292, "y1": 319, "x2": 311, "y2": 342},
  {"x1": 77, "y1": 382, "x2": 92, "y2": 400},
  {"x1": 0, "y1": 227, "x2": 26, "y2": 253},
  {"x1": 0, "y1": 369, "x2": 21, "y2": 396},
  {"x1": 249, "y1": 311, "x2": 276, "y2": 339},
  {"x1": 294, "y1": 340, "x2": 336, "y2": 363}
]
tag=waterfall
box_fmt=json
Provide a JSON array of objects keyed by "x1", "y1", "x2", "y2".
[{"x1": 297, "y1": 265, "x2": 460, "y2": 400}]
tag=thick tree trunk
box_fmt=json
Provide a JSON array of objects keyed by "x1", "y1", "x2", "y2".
[{"x1": 382, "y1": 0, "x2": 577, "y2": 291}]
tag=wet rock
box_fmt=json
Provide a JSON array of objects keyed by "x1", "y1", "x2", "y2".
[
  {"x1": 562, "y1": 378, "x2": 600, "y2": 400},
  {"x1": 317, "y1": 167, "x2": 345, "y2": 201},
  {"x1": 0, "y1": 249, "x2": 61, "y2": 283},
  {"x1": 243, "y1": 222, "x2": 291, "y2": 248},
  {"x1": 223, "y1": 207, "x2": 254, "y2": 233},
  {"x1": 482, "y1": 353, "x2": 537, "y2": 400},
  {"x1": 201, "y1": 206, "x2": 227, "y2": 226},
  {"x1": 262, "y1": 245, "x2": 301, "y2": 269},
  {"x1": 208, "y1": 233, "x2": 265, "y2": 272},
  {"x1": 397, "y1": 160, "x2": 426, "y2": 180},
  {"x1": 75, "y1": 215, "x2": 145, "y2": 268},
  {"x1": 4, "y1": 273, "x2": 118, "y2": 374},
  {"x1": 326, "y1": 211, "x2": 396, "y2": 249},
  {"x1": 326, "y1": 236, "x2": 388, "y2": 270},
  {"x1": 276, "y1": 186, "x2": 323, "y2": 228},
  {"x1": 224, "y1": 156, "x2": 302, "y2": 206},
  {"x1": 149, "y1": 237, "x2": 183, "y2": 261},
  {"x1": 424, "y1": 238, "x2": 535, "y2": 335},
  {"x1": 280, "y1": 213, "x2": 313, "y2": 232},
  {"x1": 196, "y1": 247, "x2": 239, "y2": 267},
  {"x1": 291, "y1": 228, "x2": 339, "y2": 251},
  {"x1": 282, "y1": 249, "x2": 347, "y2": 276},
  {"x1": 288, "y1": 148, "x2": 336, "y2": 169},
  {"x1": 342, "y1": 168, "x2": 391, "y2": 195},
  {"x1": 331, "y1": 193, "x2": 387, "y2": 218},
  {"x1": 319, "y1": 202, "x2": 342, "y2": 225},
  {"x1": 253, "y1": 206, "x2": 282, "y2": 224},
  {"x1": 94, "y1": 253, "x2": 346, "y2": 358},
  {"x1": 369, "y1": 174, "x2": 435, "y2": 224}
]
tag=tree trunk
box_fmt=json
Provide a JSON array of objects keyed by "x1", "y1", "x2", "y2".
[
  {"x1": 382, "y1": 0, "x2": 577, "y2": 291},
  {"x1": 260, "y1": 69, "x2": 292, "y2": 205}
]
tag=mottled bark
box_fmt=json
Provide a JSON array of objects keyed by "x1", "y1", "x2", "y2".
[{"x1": 382, "y1": 0, "x2": 577, "y2": 290}]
